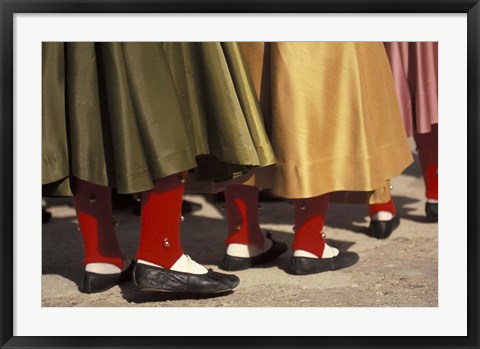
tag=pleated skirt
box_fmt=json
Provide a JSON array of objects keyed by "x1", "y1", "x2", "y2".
[
  {"x1": 384, "y1": 42, "x2": 438, "y2": 137},
  {"x1": 42, "y1": 42, "x2": 275, "y2": 196},
  {"x1": 234, "y1": 42, "x2": 413, "y2": 202}
]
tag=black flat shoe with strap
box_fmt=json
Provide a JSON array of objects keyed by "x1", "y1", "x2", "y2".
[
  {"x1": 133, "y1": 263, "x2": 240, "y2": 294},
  {"x1": 220, "y1": 232, "x2": 288, "y2": 271},
  {"x1": 42, "y1": 209, "x2": 52, "y2": 224},
  {"x1": 425, "y1": 202, "x2": 438, "y2": 222},
  {"x1": 367, "y1": 215, "x2": 400, "y2": 239},
  {"x1": 79, "y1": 260, "x2": 136, "y2": 294},
  {"x1": 290, "y1": 251, "x2": 360, "y2": 275}
]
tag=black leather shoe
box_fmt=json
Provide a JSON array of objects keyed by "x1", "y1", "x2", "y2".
[
  {"x1": 367, "y1": 215, "x2": 400, "y2": 239},
  {"x1": 42, "y1": 209, "x2": 52, "y2": 224},
  {"x1": 79, "y1": 260, "x2": 136, "y2": 294},
  {"x1": 290, "y1": 251, "x2": 359, "y2": 275},
  {"x1": 425, "y1": 202, "x2": 438, "y2": 222},
  {"x1": 133, "y1": 263, "x2": 240, "y2": 294},
  {"x1": 220, "y1": 232, "x2": 288, "y2": 271}
]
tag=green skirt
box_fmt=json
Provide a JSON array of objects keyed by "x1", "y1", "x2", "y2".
[{"x1": 42, "y1": 42, "x2": 275, "y2": 196}]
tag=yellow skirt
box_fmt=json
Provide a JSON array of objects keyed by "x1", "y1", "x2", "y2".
[{"x1": 232, "y1": 42, "x2": 413, "y2": 203}]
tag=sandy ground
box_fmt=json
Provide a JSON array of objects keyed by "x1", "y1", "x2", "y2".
[{"x1": 42, "y1": 154, "x2": 437, "y2": 307}]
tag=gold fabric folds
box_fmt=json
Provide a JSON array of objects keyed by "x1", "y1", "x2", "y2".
[
  {"x1": 42, "y1": 42, "x2": 275, "y2": 196},
  {"x1": 236, "y1": 42, "x2": 413, "y2": 203}
]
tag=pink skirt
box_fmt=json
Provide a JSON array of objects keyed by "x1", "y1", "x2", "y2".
[{"x1": 384, "y1": 42, "x2": 438, "y2": 136}]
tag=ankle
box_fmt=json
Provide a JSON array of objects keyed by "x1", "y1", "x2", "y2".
[
  {"x1": 371, "y1": 210, "x2": 394, "y2": 221},
  {"x1": 369, "y1": 199, "x2": 396, "y2": 219},
  {"x1": 226, "y1": 226, "x2": 265, "y2": 249},
  {"x1": 85, "y1": 263, "x2": 121, "y2": 274},
  {"x1": 225, "y1": 184, "x2": 263, "y2": 246},
  {"x1": 138, "y1": 255, "x2": 207, "y2": 274},
  {"x1": 293, "y1": 243, "x2": 339, "y2": 259},
  {"x1": 84, "y1": 258, "x2": 131, "y2": 274},
  {"x1": 226, "y1": 236, "x2": 273, "y2": 258}
]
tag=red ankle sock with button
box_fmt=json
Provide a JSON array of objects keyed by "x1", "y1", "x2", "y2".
[
  {"x1": 225, "y1": 185, "x2": 264, "y2": 249},
  {"x1": 136, "y1": 172, "x2": 187, "y2": 269},
  {"x1": 414, "y1": 125, "x2": 438, "y2": 201},
  {"x1": 369, "y1": 199, "x2": 396, "y2": 218},
  {"x1": 292, "y1": 194, "x2": 330, "y2": 258},
  {"x1": 72, "y1": 178, "x2": 124, "y2": 269}
]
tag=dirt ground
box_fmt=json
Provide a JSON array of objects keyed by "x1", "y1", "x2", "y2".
[{"x1": 42, "y1": 154, "x2": 437, "y2": 307}]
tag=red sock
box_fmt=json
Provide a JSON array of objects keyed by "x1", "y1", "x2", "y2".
[
  {"x1": 72, "y1": 178, "x2": 124, "y2": 269},
  {"x1": 423, "y1": 163, "x2": 438, "y2": 200},
  {"x1": 369, "y1": 199, "x2": 396, "y2": 218},
  {"x1": 225, "y1": 185, "x2": 264, "y2": 249},
  {"x1": 292, "y1": 194, "x2": 330, "y2": 258},
  {"x1": 136, "y1": 172, "x2": 186, "y2": 269},
  {"x1": 414, "y1": 125, "x2": 438, "y2": 200}
]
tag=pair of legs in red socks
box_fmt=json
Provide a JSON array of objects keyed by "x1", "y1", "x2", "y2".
[
  {"x1": 223, "y1": 185, "x2": 358, "y2": 275},
  {"x1": 74, "y1": 173, "x2": 189, "y2": 272},
  {"x1": 368, "y1": 125, "x2": 438, "y2": 225},
  {"x1": 73, "y1": 172, "x2": 239, "y2": 294}
]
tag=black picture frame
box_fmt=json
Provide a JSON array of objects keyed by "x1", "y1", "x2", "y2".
[{"x1": 1, "y1": 0, "x2": 479, "y2": 348}]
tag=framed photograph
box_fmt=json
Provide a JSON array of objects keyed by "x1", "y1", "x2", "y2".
[{"x1": 1, "y1": 0, "x2": 479, "y2": 348}]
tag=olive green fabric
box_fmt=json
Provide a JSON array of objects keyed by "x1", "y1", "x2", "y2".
[
  {"x1": 42, "y1": 43, "x2": 70, "y2": 192},
  {"x1": 42, "y1": 42, "x2": 275, "y2": 196},
  {"x1": 163, "y1": 42, "x2": 275, "y2": 181}
]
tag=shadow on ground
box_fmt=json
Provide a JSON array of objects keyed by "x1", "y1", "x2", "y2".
[
  {"x1": 42, "y1": 150, "x2": 434, "y2": 304},
  {"x1": 42, "y1": 201, "x2": 358, "y2": 299},
  {"x1": 119, "y1": 284, "x2": 235, "y2": 304}
]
